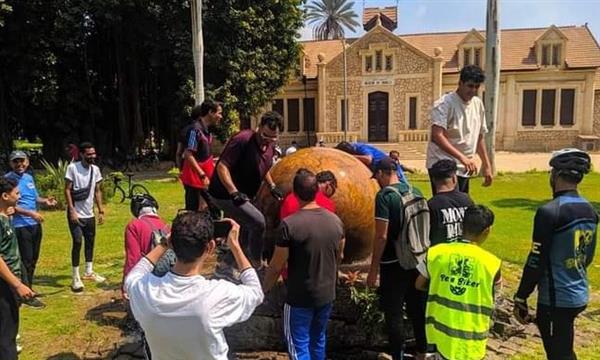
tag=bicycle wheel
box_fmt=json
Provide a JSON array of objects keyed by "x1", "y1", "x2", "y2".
[
  {"x1": 131, "y1": 184, "x2": 150, "y2": 197},
  {"x1": 114, "y1": 186, "x2": 126, "y2": 203}
]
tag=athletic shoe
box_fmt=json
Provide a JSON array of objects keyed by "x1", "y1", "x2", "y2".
[
  {"x1": 82, "y1": 272, "x2": 106, "y2": 283},
  {"x1": 23, "y1": 297, "x2": 46, "y2": 309},
  {"x1": 71, "y1": 278, "x2": 84, "y2": 293},
  {"x1": 16, "y1": 344, "x2": 22, "y2": 354},
  {"x1": 16, "y1": 334, "x2": 20, "y2": 341}
]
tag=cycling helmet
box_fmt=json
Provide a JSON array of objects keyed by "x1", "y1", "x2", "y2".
[
  {"x1": 549, "y1": 148, "x2": 591, "y2": 176},
  {"x1": 130, "y1": 194, "x2": 159, "y2": 217}
]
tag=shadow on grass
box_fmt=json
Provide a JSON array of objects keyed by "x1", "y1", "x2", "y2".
[
  {"x1": 491, "y1": 198, "x2": 600, "y2": 213},
  {"x1": 35, "y1": 274, "x2": 72, "y2": 290},
  {"x1": 47, "y1": 352, "x2": 81, "y2": 360},
  {"x1": 84, "y1": 297, "x2": 130, "y2": 330}
]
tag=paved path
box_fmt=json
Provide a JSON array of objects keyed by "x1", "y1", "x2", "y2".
[{"x1": 403, "y1": 151, "x2": 600, "y2": 173}]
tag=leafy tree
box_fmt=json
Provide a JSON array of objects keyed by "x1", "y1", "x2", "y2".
[
  {"x1": 305, "y1": 0, "x2": 359, "y2": 40},
  {"x1": 203, "y1": 0, "x2": 304, "y2": 139}
]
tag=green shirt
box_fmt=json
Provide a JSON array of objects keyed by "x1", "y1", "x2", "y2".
[
  {"x1": 0, "y1": 215, "x2": 21, "y2": 278},
  {"x1": 375, "y1": 182, "x2": 424, "y2": 263}
]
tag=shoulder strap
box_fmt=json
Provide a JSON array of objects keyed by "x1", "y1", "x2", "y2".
[
  {"x1": 139, "y1": 216, "x2": 168, "y2": 233},
  {"x1": 85, "y1": 166, "x2": 94, "y2": 190}
]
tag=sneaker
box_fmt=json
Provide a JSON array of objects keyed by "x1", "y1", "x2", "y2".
[
  {"x1": 16, "y1": 344, "x2": 22, "y2": 354},
  {"x1": 16, "y1": 334, "x2": 20, "y2": 341},
  {"x1": 23, "y1": 297, "x2": 46, "y2": 309},
  {"x1": 71, "y1": 278, "x2": 84, "y2": 293},
  {"x1": 82, "y1": 272, "x2": 106, "y2": 283}
]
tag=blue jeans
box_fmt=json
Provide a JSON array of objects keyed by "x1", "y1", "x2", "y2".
[{"x1": 283, "y1": 303, "x2": 333, "y2": 360}]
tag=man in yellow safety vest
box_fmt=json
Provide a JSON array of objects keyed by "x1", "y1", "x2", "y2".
[{"x1": 416, "y1": 204, "x2": 501, "y2": 360}]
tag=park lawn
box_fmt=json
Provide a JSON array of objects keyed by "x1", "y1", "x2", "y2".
[{"x1": 17, "y1": 173, "x2": 600, "y2": 359}]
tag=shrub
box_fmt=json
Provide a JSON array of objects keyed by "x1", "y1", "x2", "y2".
[{"x1": 167, "y1": 167, "x2": 180, "y2": 181}]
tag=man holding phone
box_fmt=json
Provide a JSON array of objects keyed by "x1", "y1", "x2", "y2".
[{"x1": 125, "y1": 211, "x2": 263, "y2": 360}]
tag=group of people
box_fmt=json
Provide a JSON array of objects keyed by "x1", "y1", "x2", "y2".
[{"x1": 0, "y1": 63, "x2": 597, "y2": 360}]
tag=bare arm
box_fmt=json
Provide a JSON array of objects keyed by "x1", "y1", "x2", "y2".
[
  {"x1": 184, "y1": 149, "x2": 206, "y2": 177},
  {"x1": 216, "y1": 162, "x2": 238, "y2": 194},
  {"x1": 64, "y1": 179, "x2": 78, "y2": 223},
  {"x1": 0, "y1": 257, "x2": 34, "y2": 299},
  {"x1": 175, "y1": 142, "x2": 184, "y2": 169},
  {"x1": 415, "y1": 274, "x2": 429, "y2": 292},
  {"x1": 367, "y1": 219, "x2": 388, "y2": 287},
  {"x1": 338, "y1": 237, "x2": 346, "y2": 265},
  {"x1": 431, "y1": 125, "x2": 469, "y2": 164},
  {"x1": 263, "y1": 246, "x2": 289, "y2": 293},
  {"x1": 264, "y1": 171, "x2": 275, "y2": 187},
  {"x1": 354, "y1": 154, "x2": 373, "y2": 167},
  {"x1": 95, "y1": 182, "x2": 104, "y2": 224},
  {"x1": 476, "y1": 133, "x2": 493, "y2": 186}
]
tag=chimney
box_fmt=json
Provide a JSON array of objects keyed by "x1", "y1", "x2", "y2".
[{"x1": 363, "y1": 6, "x2": 398, "y2": 32}]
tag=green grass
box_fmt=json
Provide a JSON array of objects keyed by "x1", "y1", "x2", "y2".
[{"x1": 16, "y1": 173, "x2": 600, "y2": 359}]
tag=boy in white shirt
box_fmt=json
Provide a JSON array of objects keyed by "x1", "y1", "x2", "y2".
[{"x1": 125, "y1": 211, "x2": 263, "y2": 360}]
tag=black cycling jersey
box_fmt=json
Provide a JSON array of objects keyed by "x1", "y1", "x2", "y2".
[{"x1": 516, "y1": 190, "x2": 598, "y2": 308}]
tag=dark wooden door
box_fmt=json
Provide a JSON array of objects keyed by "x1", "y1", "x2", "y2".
[{"x1": 368, "y1": 92, "x2": 389, "y2": 142}]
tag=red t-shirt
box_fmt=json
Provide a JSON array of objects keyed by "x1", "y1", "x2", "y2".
[
  {"x1": 280, "y1": 191, "x2": 336, "y2": 219},
  {"x1": 279, "y1": 191, "x2": 336, "y2": 280}
]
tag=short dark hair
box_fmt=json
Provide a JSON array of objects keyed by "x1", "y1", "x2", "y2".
[
  {"x1": 0, "y1": 177, "x2": 17, "y2": 197},
  {"x1": 170, "y1": 211, "x2": 214, "y2": 263},
  {"x1": 79, "y1": 142, "x2": 95, "y2": 153},
  {"x1": 191, "y1": 99, "x2": 222, "y2": 121},
  {"x1": 463, "y1": 205, "x2": 495, "y2": 236},
  {"x1": 460, "y1": 65, "x2": 485, "y2": 84},
  {"x1": 389, "y1": 150, "x2": 399, "y2": 157},
  {"x1": 335, "y1": 141, "x2": 357, "y2": 155},
  {"x1": 293, "y1": 168, "x2": 318, "y2": 202},
  {"x1": 430, "y1": 159, "x2": 458, "y2": 181},
  {"x1": 316, "y1": 170, "x2": 337, "y2": 188},
  {"x1": 260, "y1": 111, "x2": 283, "y2": 131}
]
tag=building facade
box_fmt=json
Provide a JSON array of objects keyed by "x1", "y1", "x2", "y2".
[{"x1": 260, "y1": 8, "x2": 600, "y2": 153}]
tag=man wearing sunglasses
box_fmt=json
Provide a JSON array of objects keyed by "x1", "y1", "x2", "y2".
[
  {"x1": 426, "y1": 64, "x2": 493, "y2": 195},
  {"x1": 209, "y1": 111, "x2": 284, "y2": 276}
]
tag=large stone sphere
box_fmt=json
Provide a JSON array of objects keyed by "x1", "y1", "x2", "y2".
[{"x1": 255, "y1": 147, "x2": 379, "y2": 262}]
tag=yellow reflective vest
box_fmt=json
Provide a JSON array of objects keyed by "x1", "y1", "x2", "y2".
[{"x1": 425, "y1": 241, "x2": 501, "y2": 360}]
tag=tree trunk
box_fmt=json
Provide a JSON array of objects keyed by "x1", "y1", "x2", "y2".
[
  {"x1": 191, "y1": 0, "x2": 204, "y2": 105},
  {"x1": 114, "y1": 23, "x2": 130, "y2": 153}
]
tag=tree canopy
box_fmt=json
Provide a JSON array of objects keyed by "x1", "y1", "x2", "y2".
[
  {"x1": 305, "y1": 0, "x2": 359, "y2": 40},
  {"x1": 0, "y1": 0, "x2": 303, "y2": 162}
]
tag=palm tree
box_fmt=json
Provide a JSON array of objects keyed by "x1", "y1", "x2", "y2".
[{"x1": 305, "y1": 0, "x2": 360, "y2": 40}]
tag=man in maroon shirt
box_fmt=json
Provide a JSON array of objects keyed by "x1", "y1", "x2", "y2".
[
  {"x1": 209, "y1": 111, "x2": 284, "y2": 274},
  {"x1": 122, "y1": 194, "x2": 169, "y2": 297}
]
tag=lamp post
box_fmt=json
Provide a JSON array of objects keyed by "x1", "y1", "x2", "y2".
[{"x1": 342, "y1": 37, "x2": 348, "y2": 142}]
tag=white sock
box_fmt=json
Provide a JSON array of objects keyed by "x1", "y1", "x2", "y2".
[
  {"x1": 85, "y1": 262, "x2": 93, "y2": 274},
  {"x1": 72, "y1": 267, "x2": 80, "y2": 280}
]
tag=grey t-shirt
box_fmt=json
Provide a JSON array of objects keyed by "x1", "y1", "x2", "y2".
[
  {"x1": 277, "y1": 207, "x2": 344, "y2": 307},
  {"x1": 426, "y1": 92, "x2": 487, "y2": 177}
]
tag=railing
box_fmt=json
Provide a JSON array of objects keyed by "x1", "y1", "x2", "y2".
[
  {"x1": 315, "y1": 131, "x2": 360, "y2": 145},
  {"x1": 398, "y1": 130, "x2": 429, "y2": 142}
]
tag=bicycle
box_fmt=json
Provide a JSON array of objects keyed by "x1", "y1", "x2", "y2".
[{"x1": 111, "y1": 172, "x2": 150, "y2": 203}]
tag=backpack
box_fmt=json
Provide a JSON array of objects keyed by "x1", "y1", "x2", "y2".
[
  {"x1": 140, "y1": 217, "x2": 176, "y2": 277},
  {"x1": 385, "y1": 185, "x2": 431, "y2": 269}
]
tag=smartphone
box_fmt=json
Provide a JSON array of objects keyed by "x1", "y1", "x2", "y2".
[{"x1": 213, "y1": 220, "x2": 233, "y2": 239}]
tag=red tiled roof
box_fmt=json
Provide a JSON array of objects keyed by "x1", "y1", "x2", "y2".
[
  {"x1": 363, "y1": 7, "x2": 397, "y2": 26},
  {"x1": 300, "y1": 25, "x2": 600, "y2": 77}
]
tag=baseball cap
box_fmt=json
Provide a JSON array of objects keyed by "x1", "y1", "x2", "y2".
[
  {"x1": 9, "y1": 151, "x2": 28, "y2": 161},
  {"x1": 371, "y1": 157, "x2": 398, "y2": 178}
]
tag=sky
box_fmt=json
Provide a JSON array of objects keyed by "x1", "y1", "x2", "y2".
[{"x1": 300, "y1": 0, "x2": 600, "y2": 41}]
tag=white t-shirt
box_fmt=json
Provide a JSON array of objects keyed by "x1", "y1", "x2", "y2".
[
  {"x1": 125, "y1": 258, "x2": 264, "y2": 360},
  {"x1": 65, "y1": 162, "x2": 102, "y2": 218},
  {"x1": 426, "y1": 92, "x2": 488, "y2": 177}
]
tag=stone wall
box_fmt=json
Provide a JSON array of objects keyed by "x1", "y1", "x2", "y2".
[
  {"x1": 513, "y1": 130, "x2": 580, "y2": 151},
  {"x1": 326, "y1": 29, "x2": 431, "y2": 78},
  {"x1": 594, "y1": 90, "x2": 600, "y2": 136}
]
